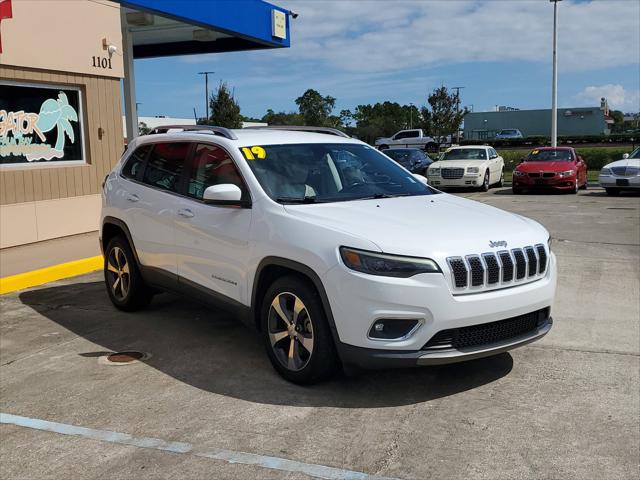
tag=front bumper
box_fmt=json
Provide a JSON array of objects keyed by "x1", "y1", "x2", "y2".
[
  {"x1": 599, "y1": 175, "x2": 640, "y2": 189},
  {"x1": 322, "y1": 253, "x2": 557, "y2": 367},
  {"x1": 338, "y1": 315, "x2": 552, "y2": 369},
  {"x1": 428, "y1": 175, "x2": 482, "y2": 188},
  {"x1": 513, "y1": 174, "x2": 575, "y2": 190}
]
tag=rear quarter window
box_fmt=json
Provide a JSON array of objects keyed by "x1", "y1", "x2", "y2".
[{"x1": 121, "y1": 144, "x2": 151, "y2": 180}]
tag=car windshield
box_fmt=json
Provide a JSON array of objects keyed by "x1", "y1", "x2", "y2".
[
  {"x1": 441, "y1": 148, "x2": 487, "y2": 160},
  {"x1": 526, "y1": 149, "x2": 572, "y2": 161},
  {"x1": 500, "y1": 130, "x2": 517, "y2": 135},
  {"x1": 629, "y1": 148, "x2": 640, "y2": 159},
  {"x1": 240, "y1": 143, "x2": 437, "y2": 203}
]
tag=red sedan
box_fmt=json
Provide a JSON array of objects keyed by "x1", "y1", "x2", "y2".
[{"x1": 512, "y1": 147, "x2": 588, "y2": 194}]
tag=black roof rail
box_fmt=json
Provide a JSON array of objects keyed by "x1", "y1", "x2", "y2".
[
  {"x1": 148, "y1": 124, "x2": 238, "y2": 140},
  {"x1": 244, "y1": 125, "x2": 351, "y2": 138}
]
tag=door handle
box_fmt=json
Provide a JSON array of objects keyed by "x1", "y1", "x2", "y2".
[
  {"x1": 126, "y1": 194, "x2": 139, "y2": 202},
  {"x1": 177, "y1": 208, "x2": 194, "y2": 218}
]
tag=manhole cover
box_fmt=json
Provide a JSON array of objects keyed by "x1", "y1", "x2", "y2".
[{"x1": 99, "y1": 351, "x2": 150, "y2": 366}]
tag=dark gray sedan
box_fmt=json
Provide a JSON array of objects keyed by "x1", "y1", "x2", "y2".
[{"x1": 384, "y1": 148, "x2": 433, "y2": 175}]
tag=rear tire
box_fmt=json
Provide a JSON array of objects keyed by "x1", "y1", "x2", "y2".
[
  {"x1": 104, "y1": 235, "x2": 153, "y2": 311},
  {"x1": 606, "y1": 188, "x2": 620, "y2": 196},
  {"x1": 260, "y1": 275, "x2": 339, "y2": 384}
]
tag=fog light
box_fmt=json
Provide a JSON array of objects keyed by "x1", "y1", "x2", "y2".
[{"x1": 368, "y1": 319, "x2": 421, "y2": 340}]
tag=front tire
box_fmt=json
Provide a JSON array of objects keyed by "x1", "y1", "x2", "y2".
[
  {"x1": 572, "y1": 178, "x2": 579, "y2": 194},
  {"x1": 261, "y1": 275, "x2": 338, "y2": 384},
  {"x1": 481, "y1": 170, "x2": 490, "y2": 192},
  {"x1": 497, "y1": 169, "x2": 504, "y2": 188},
  {"x1": 104, "y1": 236, "x2": 152, "y2": 311}
]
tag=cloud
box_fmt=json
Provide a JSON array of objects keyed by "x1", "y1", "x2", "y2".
[
  {"x1": 576, "y1": 84, "x2": 640, "y2": 112},
  {"x1": 272, "y1": 0, "x2": 639, "y2": 73}
]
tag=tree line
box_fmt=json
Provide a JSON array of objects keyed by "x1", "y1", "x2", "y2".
[{"x1": 200, "y1": 82, "x2": 466, "y2": 143}]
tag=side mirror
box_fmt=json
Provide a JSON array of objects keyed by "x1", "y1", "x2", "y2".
[
  {"x1": 412, "y1": 173, "x2": 429, "y2": 186},
  {"x1": 623, "y1": 153, "x2": 630, "y2": 159},
  {"x1": 203, "y1": 184, "x2": 250, "y2": 207}
]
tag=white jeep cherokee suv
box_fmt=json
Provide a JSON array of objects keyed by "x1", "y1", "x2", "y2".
[{"x1": 101, "y1": 125, "x2": 556, "y2": 384}]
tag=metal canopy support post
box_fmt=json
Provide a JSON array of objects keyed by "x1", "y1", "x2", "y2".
[{"x1": 121, "y1": 10, "x2": 138, "y2": 142}]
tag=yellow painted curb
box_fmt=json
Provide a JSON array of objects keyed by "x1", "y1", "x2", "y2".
[{"x1": 0, "y1": 255, "x2": 103, "y2": 295}]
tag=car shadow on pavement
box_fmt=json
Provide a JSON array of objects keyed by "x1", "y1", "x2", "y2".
[{"x1": 19, "y1": 281, "x2": 513, "y2": 408}]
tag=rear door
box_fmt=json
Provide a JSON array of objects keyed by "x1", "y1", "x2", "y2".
[
  {"x1": 174, "y1": 143, "x2": 252, "y2": 303},
  {"x1": 121, "y1": 141, "x2": 191, "y2": 276}
]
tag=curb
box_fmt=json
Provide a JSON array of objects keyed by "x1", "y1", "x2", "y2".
[{"x1": 0, "y1": 255, "x2": 103, "y2": 295}]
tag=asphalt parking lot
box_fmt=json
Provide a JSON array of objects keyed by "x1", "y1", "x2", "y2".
[{"x1": 1, "y1": 186, "x2": 639, "y2": 480}]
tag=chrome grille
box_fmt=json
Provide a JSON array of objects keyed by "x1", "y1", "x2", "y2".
[
  {"x1": 447, "y1": 244, "x2": 548, "y2": 292},
  {"x1": 441, "y1": 167, "x2": 464, "y2": 179},
  {"x1": 612, "y1": 166, "x2": 639, "y2": 177}
]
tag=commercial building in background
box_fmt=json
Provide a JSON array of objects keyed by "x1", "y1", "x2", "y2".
[
  {"x1": 464, "y1": 98, "x2": 614, "y2": 140},
  {"x1": 0, "y1": 0, "x2": 289, "y2": 248}
]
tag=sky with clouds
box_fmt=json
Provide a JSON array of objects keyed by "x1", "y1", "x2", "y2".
[{"x1": 133, "y1": 0, "x2": 640, "y2": 120}]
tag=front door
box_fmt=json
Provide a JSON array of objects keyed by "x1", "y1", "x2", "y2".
[{"x1": 174, "y1": 143, "x2": 252, "y2": 304}]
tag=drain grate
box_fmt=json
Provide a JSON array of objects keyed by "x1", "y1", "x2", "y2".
[{"x1": 105, "y1": 351, "x2": 146, "y2": 364}]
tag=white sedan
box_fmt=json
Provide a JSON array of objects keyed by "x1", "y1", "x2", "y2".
[
  {"x1": 427, "y1": 145, "x2": 505, "y2": 191},
  {"x1": 599, "y1": 148, "x2": 640, "y2": 195}
]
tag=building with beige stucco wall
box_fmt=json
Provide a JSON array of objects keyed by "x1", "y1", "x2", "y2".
[{"x1": 0, "y1": 0, "x2": 290, "y2": 250}]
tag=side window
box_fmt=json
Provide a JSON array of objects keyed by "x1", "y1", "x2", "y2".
[
  {"x1": 187, "y1": 144, "x2": 247, "y2": 200},
  {"x1": 121, "y1": 144, "x2": 151, "y2": 180},
  {"x1": 141, "y1": 142, "x2": 189, "y2": 193}
]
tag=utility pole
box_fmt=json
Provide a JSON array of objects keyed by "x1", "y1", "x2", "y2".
[
  {"x1": 198, "y1": 71, "x2": 215, "y2": 121},
  {"x1": 452, "y1": 86, "x2": 465, "y2": 144},
  {"x1": 550, "y1": 0, "x2": 562, "y2": 147}
]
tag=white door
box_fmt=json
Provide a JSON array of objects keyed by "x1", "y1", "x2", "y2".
[
  {"x1": 174, "y1": 143, "x2": 252, "y2": 303},
  {"x1": 118, "y1": 142, "x2": 190, "y2": 275}
]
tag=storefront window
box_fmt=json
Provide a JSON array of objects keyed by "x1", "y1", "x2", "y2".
[{"x1": 0, "y1": 81, "x2": 86, "y2": 166}]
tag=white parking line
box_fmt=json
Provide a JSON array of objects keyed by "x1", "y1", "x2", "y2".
[{"x1": 1, "y1": 412, "x2": 399, "y2": 480}]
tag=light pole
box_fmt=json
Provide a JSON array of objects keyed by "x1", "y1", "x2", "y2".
[
  {"x1": 409, "y1": 102, "x2": 414, "y2": 129},
  {"x1": 452, "y1": 86, "x2": 465, "y2": 144},
  {"x1": 198, "y1": 71, "x2": 215, "y2": 121},
  {"x1": 550, "y1": 0, "x2": 562, "y2": 147}
]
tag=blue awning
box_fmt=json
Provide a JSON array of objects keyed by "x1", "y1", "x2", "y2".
[{"x1": 116, "y1": 0, "x2": 290, "y2": 59}]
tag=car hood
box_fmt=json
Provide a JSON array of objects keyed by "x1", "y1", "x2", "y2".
[
  {"x1": 604, "y1": 158, "x2": 640, "y2": 169},
  {"x1": 283, "y1": 194, "x2": 547, "y2": 258},
  {"x1": 516, "y1": 161, "x2": 574, "y2": 172},
  {"x1": 429, "y1": 160, "x2": 487, "y2": 169}
]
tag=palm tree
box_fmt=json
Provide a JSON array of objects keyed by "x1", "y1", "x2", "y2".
[{"x1": 36, "y1": 92, "x2": 78, "y2": 155}]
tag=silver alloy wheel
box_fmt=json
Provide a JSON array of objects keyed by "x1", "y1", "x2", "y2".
[
  {"x1": 106, "y1": 246, "x2": 130, "y2": 301},
  {"x1": 267, "y1": 292, "x2": 314, "y2": 371}
]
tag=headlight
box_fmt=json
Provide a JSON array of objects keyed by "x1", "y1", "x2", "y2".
[
  {"x1": 466, "y1": 167, "x2": 479, "y2": 174},
  {"x1": 340, "y1": 247, "x2": 441, "y2": 278},
  {"x1": 559, "y1": 170, "x2": 575, "y2": 177},
  {"x1": 513, "y1": 170, "x2": 526, "y2": 177},
  {"x1": 428, "y1": 168, "x2": 440, "y2": 176},
  {"x1": 600, "y1": 168, "x2": 612, "y2": 176}
]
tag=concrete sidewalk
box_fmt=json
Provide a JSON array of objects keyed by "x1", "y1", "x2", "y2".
[{"x1": 0, "y1": 232, "x2": 100, "y2": 277}]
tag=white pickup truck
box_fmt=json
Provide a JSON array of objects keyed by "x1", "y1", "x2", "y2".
[{"x1": 375, "y1": 129, "x2": 439, "y2": 151}]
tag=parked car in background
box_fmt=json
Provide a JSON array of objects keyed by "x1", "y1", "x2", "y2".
[
  {"x1": 384, "y1": 148, "x2": 433, "y2": 175},
  {"x1": 512, "y1": 147, "x2": 587, "y2": 194},
  {"x1": 375, "y1": 129, "x2": 438, "y2": 151},
  {"x1": 427, "y1": 146, "x2": 504, "y2": 191},
  {"x1": 495, "y1": 129, "x2": 524, "y2": 140},
  {"x1": 599, "y1": 147, "x2": 640, "y2": 195},
  {"x1": 101, "y1": 126, "x2": 555, "y2": 384}
]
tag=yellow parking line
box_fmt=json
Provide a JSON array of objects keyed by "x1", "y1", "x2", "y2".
[{"x1": 0, "y1": 256, "x2": 103, "y2": 295}]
